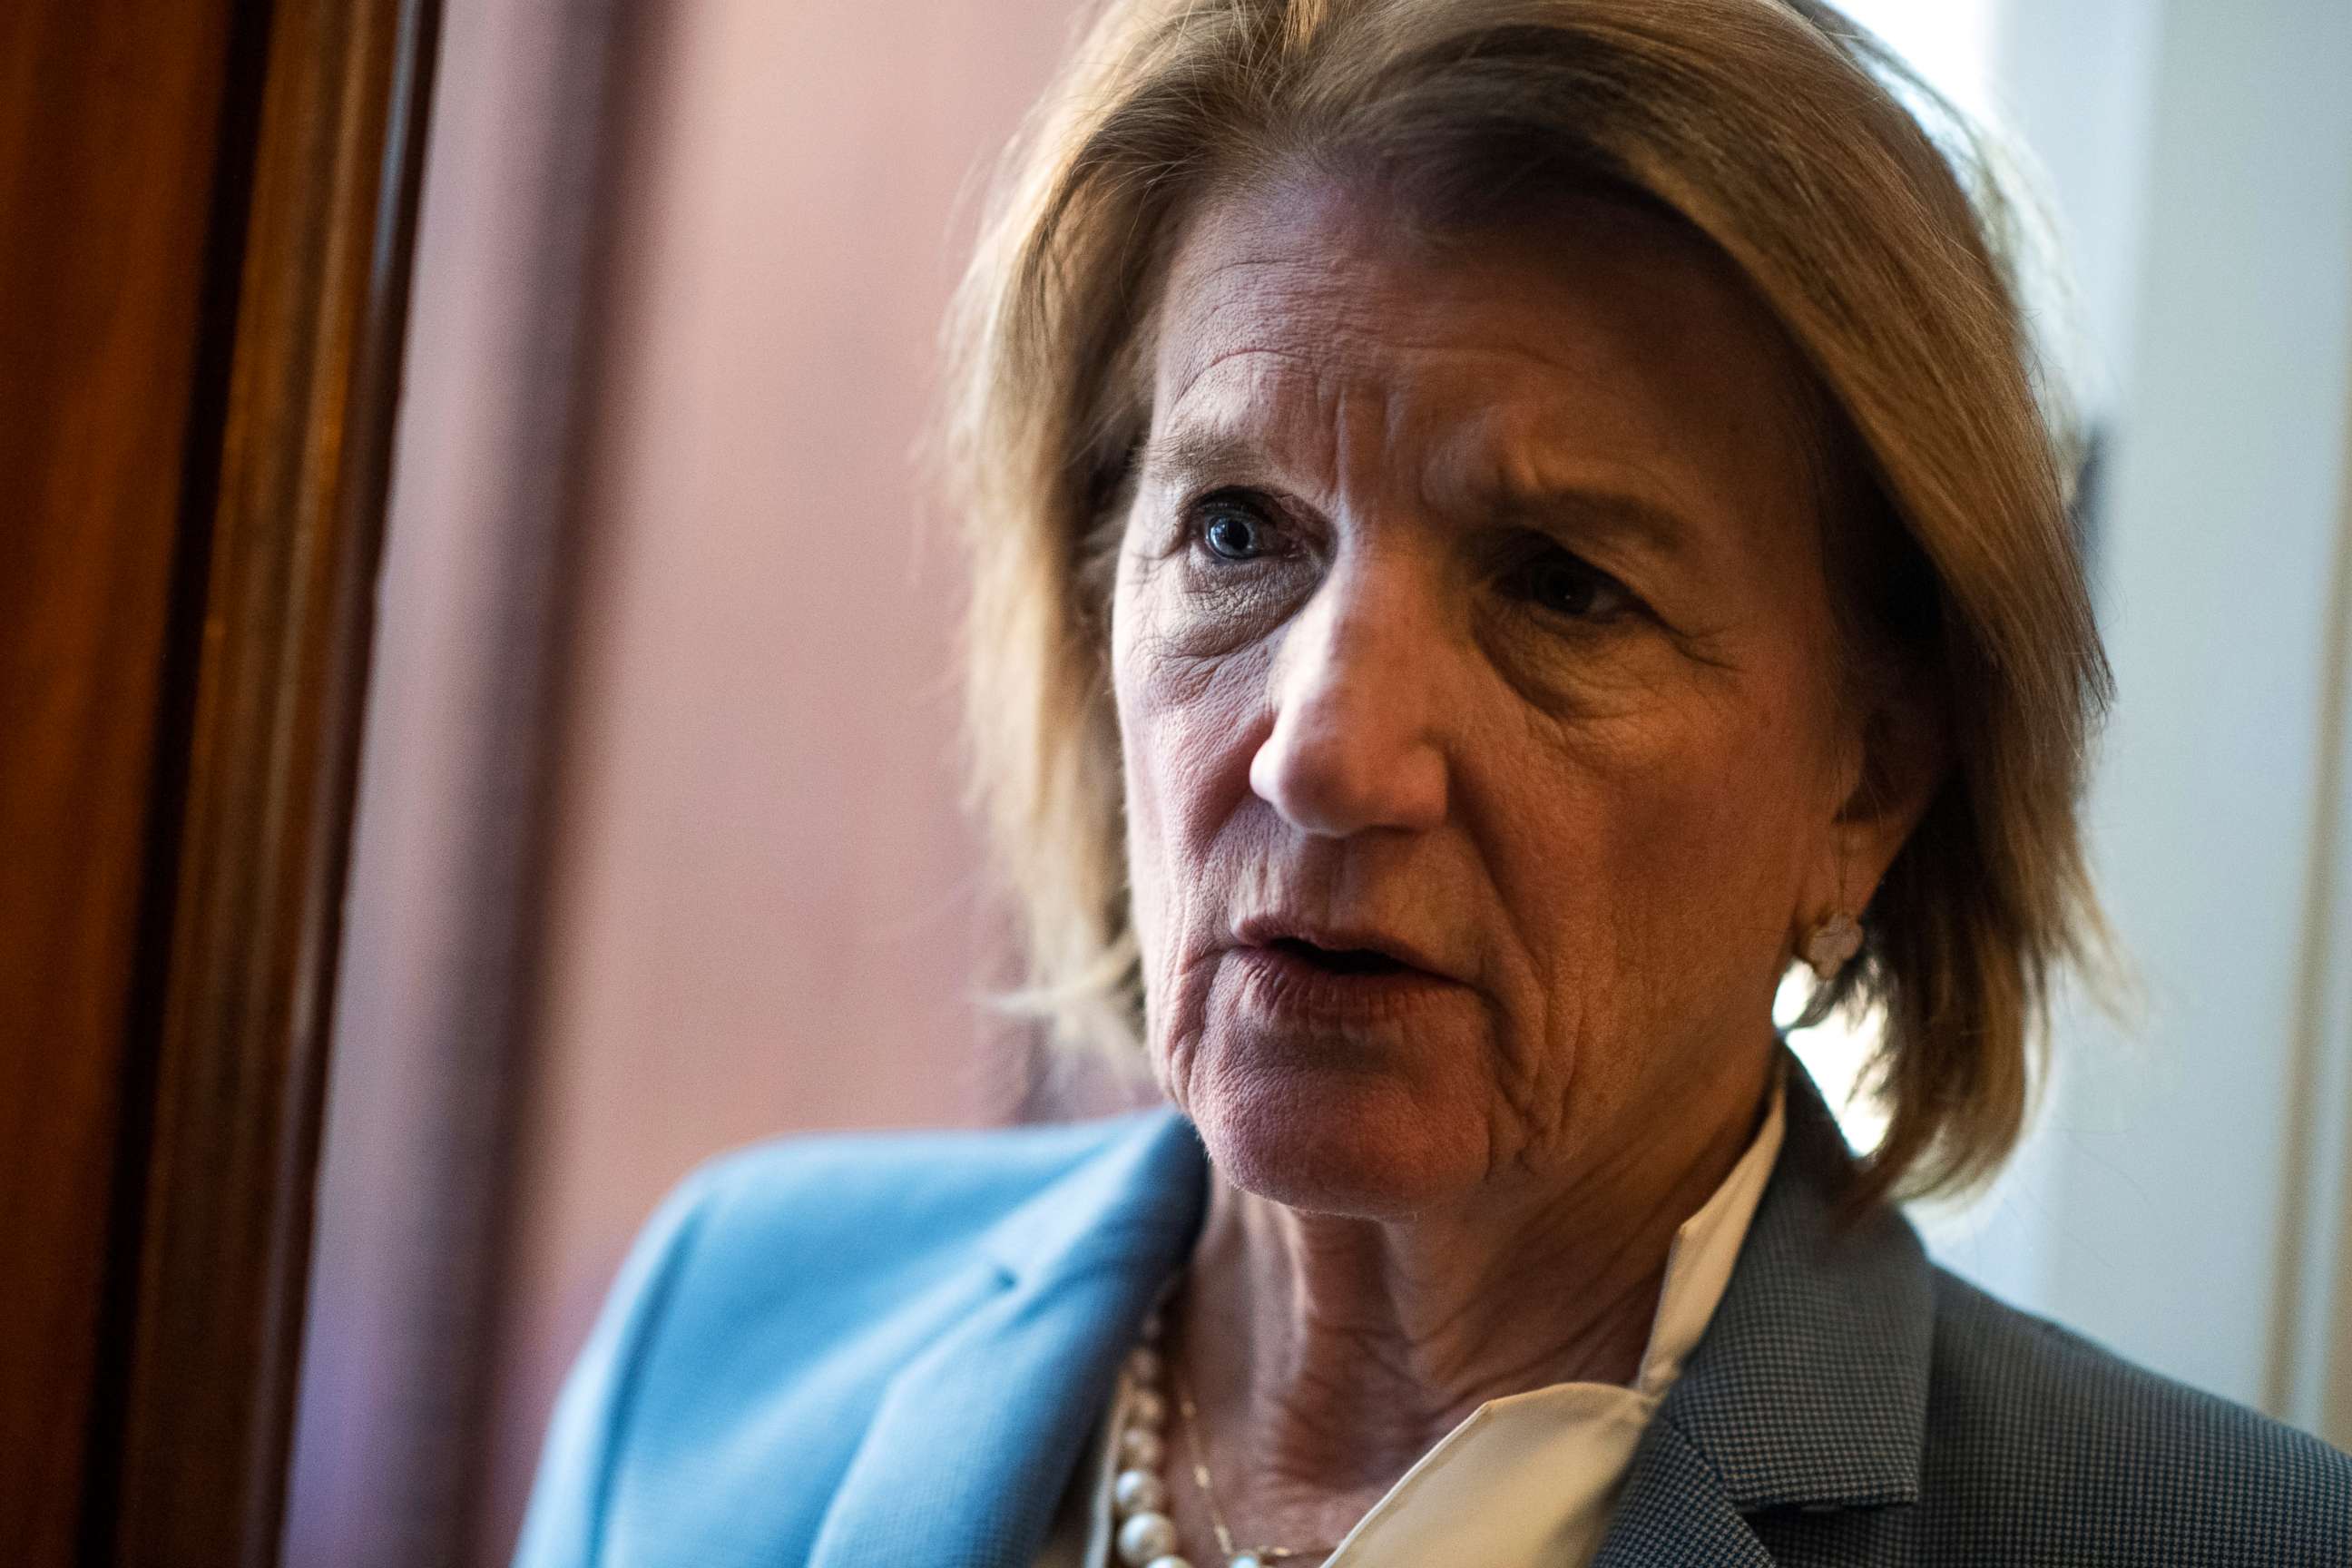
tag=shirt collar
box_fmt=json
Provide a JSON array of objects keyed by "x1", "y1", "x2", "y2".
[
  {"x1": 1646, "y1": 1043, "x2": 1935, "y2": 1511},
  {"x1": 1633, "y1": 1053, "x2": 1788, "y2": 1399}
]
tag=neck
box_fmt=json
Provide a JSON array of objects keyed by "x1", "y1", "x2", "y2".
[{"x1": 1164, "y1": 1048, "x2": 1776, "y2": 1553}]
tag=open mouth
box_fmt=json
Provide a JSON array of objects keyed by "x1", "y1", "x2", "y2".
[{"x1": 1267, "y1": 936, "x2": 1410, "y2": 976}]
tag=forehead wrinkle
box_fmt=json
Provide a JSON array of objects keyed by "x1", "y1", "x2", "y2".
[
  {"x1": 1175, "y1": 301, "x2": 1614, "y2": 399},
  {"x1": 1153, "y1": 342, "x2": 1701, "y2": 556},
  {"x1": 1157, "y1": 343, "x2": 1316, "y2": 434},
  {"x1": 1143, "y1": 350, "x2": 1331, "y2": 494},
  {"x1": 1155, "y1": 248, "x2": 1333, "y2": 397},
  {"x1": 1152, "y1": 260, "x2": 1741, "y2": 568},
  {"x1": 1142, "y1": 355, "x2": 1703, "y2": 577},
  {"x1": 1153, "y1": 325, "x2": 1589, "y2": 495},
  {"x1": 1162, "y1": 231, "x2": 1608, "y2": 402}
]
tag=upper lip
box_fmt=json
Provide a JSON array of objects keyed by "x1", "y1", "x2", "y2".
[{"x1": 1233, "y1": 912, "x2": 1465, "y2": 984}]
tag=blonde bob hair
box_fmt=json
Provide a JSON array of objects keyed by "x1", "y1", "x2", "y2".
[{"x1": 941, "y1": 0, "x2": 2114, "y2": 1205}]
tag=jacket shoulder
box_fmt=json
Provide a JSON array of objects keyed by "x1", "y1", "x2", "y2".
[
  {"x1": 683, "y1": 1112, "x2": 1178, "y2": 1282},
  {"x1": 1917, "y1": 1268, "x2": 2352, "y2": 1563},
  {"x1": 509, "y1": 1109, "x2": 1195, "y2": 1567}
]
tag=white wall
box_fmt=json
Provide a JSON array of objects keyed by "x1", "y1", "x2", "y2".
[
  {"x1": 2051, "y1": 0, "x2": 2352, "y2": 1427},
  {"x1": 1790, "y1": 0, "x2": 2352, "y2": 1442},
  {"x1": 1955, "y1": 0, "x2": 2352, "y2": 1436}
]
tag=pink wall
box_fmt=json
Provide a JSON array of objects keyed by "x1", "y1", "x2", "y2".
[
  {"x1": 289, "y1": 2, "x2": 640, "y2": 1561},
  {"x1": 475, "y1": 1, "x2": 1088, "y2": 1559}
]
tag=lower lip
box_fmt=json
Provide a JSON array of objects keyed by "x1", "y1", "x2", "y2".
[{"x1": 1230, "y1": 946, "x2": 1465, "y2": 1024}]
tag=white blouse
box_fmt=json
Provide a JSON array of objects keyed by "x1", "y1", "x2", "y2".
[{"x1": 1034, "y1": 1067, "x2": 1788, "y2": 1568}]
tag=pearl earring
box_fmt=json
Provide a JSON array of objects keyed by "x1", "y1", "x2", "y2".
[
  {"x1": 1802, "y1": 911, "x2": 1862, "y2": 978},
  {"x1": 1804, "y1": 820, "x2": 1863, "y2": 980}
]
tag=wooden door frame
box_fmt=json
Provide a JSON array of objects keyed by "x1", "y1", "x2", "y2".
[{"x1": 2, "y1": 0, "x2": 442, "y2": 1561}]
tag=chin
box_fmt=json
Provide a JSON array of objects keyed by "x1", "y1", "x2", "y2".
[{"x1": 1183, "y1": 1050, "x2": 1488, "y2": 1219}]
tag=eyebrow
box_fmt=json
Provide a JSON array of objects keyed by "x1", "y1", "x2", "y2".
[
  {"x1": 1138, "y1": 419, "x2": 1695, "y2": 562},
  {"x1": 1136, "y1": 424, "x2": 1265, "y2": 493},
  {"x1": 1490, "y1": 485, "x2": 1692, "y2": 562}
]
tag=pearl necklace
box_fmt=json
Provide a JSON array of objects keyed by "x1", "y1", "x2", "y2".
[{"x1": 1107, "y1": 1304, "x2": 1328, "y2": 1568}]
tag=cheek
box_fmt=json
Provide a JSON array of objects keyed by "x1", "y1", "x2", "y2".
[
  {"x1": 1111, "y1": 583, "x2": 1269, "y2": 976},
  {"x1": 1496, "y1": 664, "x2": 1823, "y2": 1046}
]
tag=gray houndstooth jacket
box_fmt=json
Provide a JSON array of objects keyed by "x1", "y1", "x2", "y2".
[
  {"x1": 513, "y1": 1048, "x2": 2352, "y2": 1566},
  {"x1": 1596, "y1": 1060, "x2": 2352, "y2": 1565}
]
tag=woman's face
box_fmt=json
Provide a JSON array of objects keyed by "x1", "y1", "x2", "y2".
[{"x1": 1110, "y1": 170, "x2": 1886, "y2": 1219}]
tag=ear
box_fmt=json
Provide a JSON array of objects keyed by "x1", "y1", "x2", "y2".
[{"x1": 1824, "y1": 668, "x2": 1949, "y2": 919}]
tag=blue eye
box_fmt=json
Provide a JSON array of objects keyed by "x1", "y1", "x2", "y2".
[{"x1": 1198, "y1": 498, "x2": 1274, "y2": 561}]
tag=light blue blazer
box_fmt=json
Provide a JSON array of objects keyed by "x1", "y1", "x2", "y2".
[{"x1": 511, "y1": 1058, "x2": 2352, "y2": 1566}]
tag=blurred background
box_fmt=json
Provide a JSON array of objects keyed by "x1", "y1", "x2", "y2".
[{"x1": 277, "y1": 1, "x2": 2352, "y2": 1564}]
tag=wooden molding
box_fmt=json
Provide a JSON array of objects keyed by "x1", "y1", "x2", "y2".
[
  {"x1": 0, "y1": 0, "x2": 250, "y2": 1557},
  {"x1": 75, "y1": 0, "x2": 442, "y2": 1562}
]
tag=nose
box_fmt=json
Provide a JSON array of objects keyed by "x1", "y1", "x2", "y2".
[{"x1": 1248, "y1": 552, "x2": 1451, "y2": 837}]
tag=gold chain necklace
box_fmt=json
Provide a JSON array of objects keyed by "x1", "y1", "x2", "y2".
[
  {"x1": 1171, "y1": 1360, "x2": 1328, "y2": 1566},
  {"x1": 1108, "y1": 1297, "x2": 1338, "y2": 1568}
]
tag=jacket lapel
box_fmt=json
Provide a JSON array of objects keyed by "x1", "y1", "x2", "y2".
[
  {"x1": 1592, "y1": 1416, "x2": 1779, "y2": 1566},
  {"x1": 1593, "y1": 1050, "x2": 1935, "y2": 1566},
  {"x1": 807, "y1": 1109, "x2": 1207, "y2": 1568}
]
